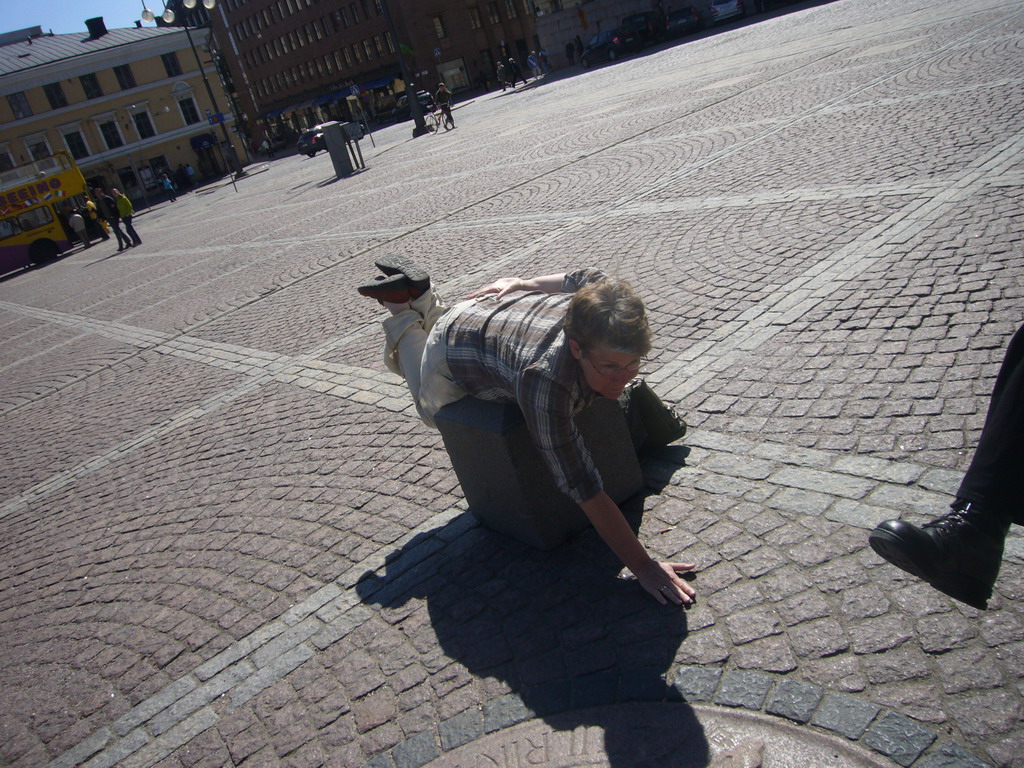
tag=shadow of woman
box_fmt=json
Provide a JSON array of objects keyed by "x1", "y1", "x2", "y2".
[{"x1": 356, "y1": 492, "x2": 710, "y2": 767}]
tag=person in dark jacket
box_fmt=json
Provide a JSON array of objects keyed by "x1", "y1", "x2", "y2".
[{"x1": 92, "y1": 187, "x2": 129, "y2": 250}]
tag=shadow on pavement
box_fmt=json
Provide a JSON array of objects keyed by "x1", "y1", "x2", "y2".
[{"x1": 356, "y1": 483, "x2": 708, "y2": 767}]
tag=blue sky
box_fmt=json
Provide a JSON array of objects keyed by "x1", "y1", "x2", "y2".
[{"x1": 5, "y1": 0, "x2": 169, "y2": 36}]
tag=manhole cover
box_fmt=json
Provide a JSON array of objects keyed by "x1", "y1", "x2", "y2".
[{"x1": 424, "y1": 703, "x2": 896, "y2": 767}]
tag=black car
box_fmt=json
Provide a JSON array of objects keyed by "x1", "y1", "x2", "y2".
[
  {"x1": 296, "y1": 125, "x2": 327, "y2": 157},
  {"x1": 390, "y1": 91, "x2": 436, "y2": 124},
  {"x1": 618, "y1": 11, "x2": 666, "y2": 49},
  {"x1": 580, "y1": 29, "x2": 625, "y2": 68},
  {"x1": 665, "y1": 6, "x2": 703, "y2": 37}
]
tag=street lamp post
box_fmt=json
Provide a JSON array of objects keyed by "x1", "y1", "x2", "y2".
[
  {"x1": 379, "y1": 0, "x2": 430, "y2": 138},
  {"x1": 142, "y1": 0, "x2": 246, "y2": 182}
]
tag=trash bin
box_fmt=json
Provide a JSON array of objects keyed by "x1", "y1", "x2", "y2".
[{"x1": 321, "y1": 121, "x2": 354, "y2": 177}]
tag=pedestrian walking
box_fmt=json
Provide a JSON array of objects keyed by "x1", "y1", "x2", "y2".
[
  {"x1": 507, "y1": 57, "x2": 526, "y2": 87},
  {"x1": 565, "y1": 40, "x2": 576, "y2": 65},
  {"x1": 68, "y1": 208, "x2": 90, "y2": 248},
  {"x1": 186, "y1": 163, "x2": 196, "y2": 186},
  {"x1": 83, "y1": 197, "x2": 110, "y2": 241},
  {"x1": 113, "y1": 189, "x2": 142, "y2": 247},
  {"x1": 539, "y1": 49, "x2": 550, "y2": 74},
  {"x1": 527, "y1": 51, "x2": 541, "y2": 78},
  {"x1": 161, "y1": 173, "x2": 177, "y2": 202},
  {"x1": 870, "y1": 323, "x2": 1024, "y2": 610},
  {"x1": 92, "y1": 187, "x2": 129, "y2": 251},
  {"x1": 496, "y1": 61, "x2": 508, "y2": 91}
]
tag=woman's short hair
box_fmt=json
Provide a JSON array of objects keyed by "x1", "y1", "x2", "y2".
[{"x1": 564, "y1": 279, "x2": 652, "y2": 357}]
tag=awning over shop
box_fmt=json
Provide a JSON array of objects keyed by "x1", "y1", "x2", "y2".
[
  {"x1": 355, "y1": 74, "x2": 399, "y2": 92},
  {"x1": 190, "y1": 133, "x2": 216, "y2": 150}
]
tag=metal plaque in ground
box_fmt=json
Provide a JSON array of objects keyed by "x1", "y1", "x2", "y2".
[{"x1": 423, "y1": 703, "x2": 896, "y2": 767}]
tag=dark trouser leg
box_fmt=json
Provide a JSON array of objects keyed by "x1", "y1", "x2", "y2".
[
  {"x1": 956, "y1": 323, "x2": 1024, "y2": 525},
  {"x1": 110, "y1": 220, "x2": 126, "y2": 249},
  {"x1": 123, "y1": 217, "x2": 142, "y2": 245}
]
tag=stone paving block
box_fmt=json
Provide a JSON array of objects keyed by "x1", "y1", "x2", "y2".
[
  {"x1": 482, "y1": 695, "x2": 532, "y2": 733},
  {"x1": 749, "y1": 442, "x2": 833, "y2": 469},
  {"x1": 714, "y1": 670, "x2": 774, "y2": 711},
  {"x1": 765, "y1": 679, "x2": 824, "y2": 724},
  {"x1": 438, "y1": 708, "x2": 484, "y2": 751},
  {"x1": 769, "y1": 467, "x2": 875, "y2": 499},
  {"x1": 672, "y1": 666, "x2": 723, "y2": 702},
  {"x1": 917, "y1": 741, "x2": 993, "y2": 768},
  {"x1": 112, "y1": 676, "x2": 199, "y2": 737},
  {"x1": 766, "y1": 487, "x2": 836, "y2": 516},
  {"x1": 861, "y1": 710, "x2": 937, "y2": 766},
  {"x1": 391, "y1": 730, "x2": 439, "y2": 768},
  {"x1": 811, "y1": 692, "x2": 881, "y2": 740},
  {"x1": 866, "y1": 485, "x2": 950, "y2": 516}
]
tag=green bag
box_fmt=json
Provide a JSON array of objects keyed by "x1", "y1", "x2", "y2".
[{"x1": 619, "y1": 379, "x2": 687, "y2": 451}]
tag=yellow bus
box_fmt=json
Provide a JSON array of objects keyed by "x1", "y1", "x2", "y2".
[{"x1": 0, "y1": 150, "x2": 91, "y2": 276}]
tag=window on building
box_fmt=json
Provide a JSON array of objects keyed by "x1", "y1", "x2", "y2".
[
  {"x1": 114, "y1": 64, "x2": 137, "y2": 90},
  {"x1": 0, "y1": 146, "x2": 14, "y2": 172},
  {"x1": 24, "y1": 134, "x2": 52, "y2": 160},
  {"x1": 350, "y1": 2, "x2": 361, "y2": 23},
  {"x1": 486, "y1": 3, "x2": 500, "y2": 24},
  {"x1": 161, "y1": 53, "x2": 182, "y2": 77},
  {"x1": 343, "y1": 48, "x2": 353, "y2": 67},
  {"x1": 7, "y1": 91, "x2": 32, "y2": 118},
  {"x1": 505, "y1": 0, "x2": 518, "y2": 18},
  {"x1": 133, "y1": 111, "x2": 156, "y2": 139},
  {"x1": 178, "y1": 96, "x2": 201, "y2": 124},
  {"x1": 62, "y1": 129, "x2": 90, "y2": 160},
  {"x1": 385, "y1": 31, "x2": 395, "y2": 53},
  {"x1": 363, "y1": 40, "x2": 374, "y2": 59},
  {"x1": 282, "y1": 35, "x2": 291, "y2": 53},
  {"x1": 79, "y1": 74, "x2": 103, "y2": 99},
  {"x1": 373, "y1": 0, "x2": 383, "y2": 14},
  {"x1": 351, "y1": 43, "x2": 362, "y2": 63},
  {"x1": 469, "y1": 7, "x2": 482, "y2": 29},
  {"x1": 432, "y1": 15, "x2": 447, "y2": 38},
  {"x1": 374, "y1": 35, "x2": 384, "y2": 56},
  {"x1": 99, "y1": 120, "x2": 124, "y2": 150},
  {"x1": 324, "y1": 54, "x2": 334, "y2": 73},
  {"x1": 43, "y1": 83, "x2": 68, "y2": 109}
]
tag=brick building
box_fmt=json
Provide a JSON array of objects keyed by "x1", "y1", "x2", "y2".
[{"x1": 208, "y1": 0, "x2": 542, "y2": 143}]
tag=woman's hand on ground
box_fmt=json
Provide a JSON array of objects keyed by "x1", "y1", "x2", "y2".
[{"x1": 634, "y1": 561, "x2": 697, "y2": 608}]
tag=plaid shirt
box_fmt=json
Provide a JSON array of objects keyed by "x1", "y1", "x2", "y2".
[{"x1": 445, "y1": 268, "x2": 608, "y2": 503}]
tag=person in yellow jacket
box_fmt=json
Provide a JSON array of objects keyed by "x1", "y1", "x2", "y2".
[{"x1": 113, "y1": 189, "x2": 142, "y2": 247}]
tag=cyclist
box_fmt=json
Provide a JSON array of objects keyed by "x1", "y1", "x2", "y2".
[{"x1": 435, "y1": 83, "x2": 455, "y2": 130}]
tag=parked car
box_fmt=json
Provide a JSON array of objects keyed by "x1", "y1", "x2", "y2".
[
  {"x1": 296, "y1": 125, "x2": 327, "y2": 157},
  {"x1": 618, "y1": 11, "x2": 666, "y2": 49},
  {"x1": 390, "y1": 91, "x2": 436, "y2": 123},
  {"x1": 665, "y1": 6, "x2": 703, "y2": 37},
  {"x1": 709, "y1": 0, "x2": 745, "y2": 23},
  {"x1": 580, "y1": 29, "x2": 625, "y2": 68}
]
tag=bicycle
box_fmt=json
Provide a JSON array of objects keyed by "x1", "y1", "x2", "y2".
[{"x1": 426, "y1": 109, "x2": 444, "y2": 133}]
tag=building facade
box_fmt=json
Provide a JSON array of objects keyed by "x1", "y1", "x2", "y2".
[
  {"x1": 0, "y1": 18, "x2": 245, "y2": 201},
  {"x1": 210, "y1": 0, "x2": 542, "y2": 143}
]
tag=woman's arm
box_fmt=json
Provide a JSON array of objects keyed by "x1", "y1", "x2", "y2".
[
  {"x1": 579, "y1": 491, "x2": 696, "y2": 607},
  {"x1": 466, "y1": 273, "x2": 566, "y2": 299}
]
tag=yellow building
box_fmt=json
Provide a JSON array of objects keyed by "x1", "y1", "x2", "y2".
[{"x1": 0, "y1": 17, "x2": 246, "y2": 200}]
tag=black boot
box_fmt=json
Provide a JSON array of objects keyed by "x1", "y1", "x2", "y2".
[{"x1": 868, "y1": 500, "x2": 1010, "y2": 609}]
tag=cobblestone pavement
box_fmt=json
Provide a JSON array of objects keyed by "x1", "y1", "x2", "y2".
[{"x1": 1, "y1": 0, "x2": 1022, "y2": 765}]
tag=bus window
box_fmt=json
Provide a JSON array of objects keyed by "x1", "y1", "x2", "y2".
[
  {"x1": 0, "y1": 217, "x2": 21, "y2": 239},
  {"x1": 18, "y1": 206, "x2": 53, "y2": 233}
]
